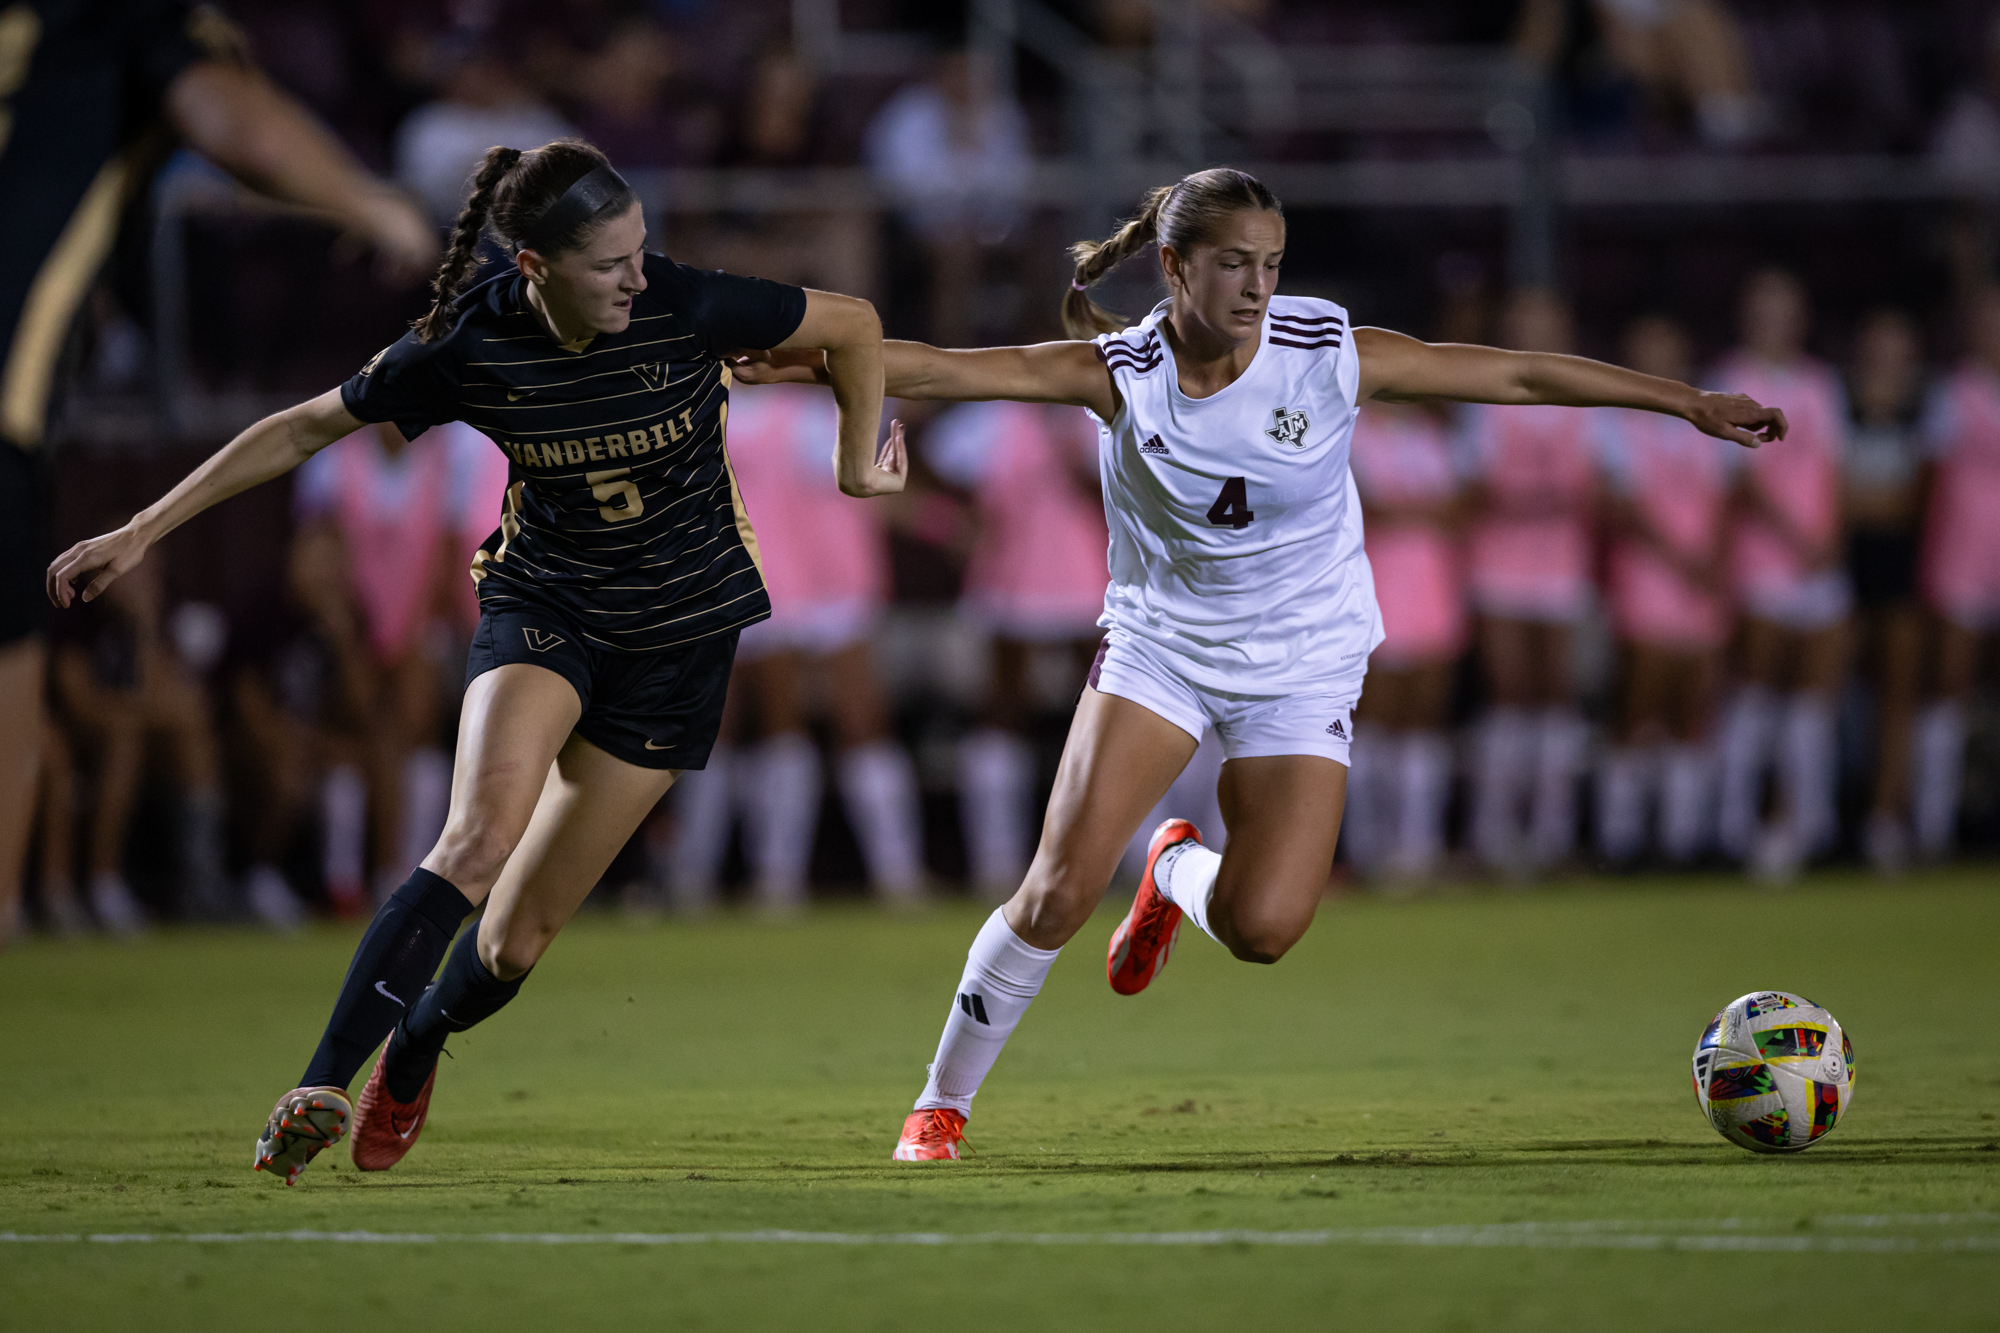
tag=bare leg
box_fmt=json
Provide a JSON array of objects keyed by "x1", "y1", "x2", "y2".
[
  {"x1": 1003, "y1": 688, "x2": 1197, "y2": 948},
  {"x1": 1208, "y1": 755, "x2": 1347, "y2": 962}
]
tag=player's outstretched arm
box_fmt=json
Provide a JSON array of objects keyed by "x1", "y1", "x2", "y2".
[
  {"x1": 47, "y1": 389, "x2": 362, "y2": 608},
  {"x1": 165, "y1": 63, "x2": 438, "y2": 284},
  {"x1": 733, "y1": 340, "x2": 1120, "y2": 419},
  {"x1": 775, "y1": 291, "x2": 902, "y2": 497},
  {"x1": 1354, "y1": 326, "x2": 1787, "y2": 449}
]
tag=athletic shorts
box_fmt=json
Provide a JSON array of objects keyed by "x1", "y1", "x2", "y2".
[
  {"x1": 1087, "y1": 629, "x2": 1360, "y2": 766},
  {"x1": 466, "y1": 594, "x2": 741, "y2": 770},
  {"x1": 0, "y1": 439, "x2": 50, "y2": 646}
]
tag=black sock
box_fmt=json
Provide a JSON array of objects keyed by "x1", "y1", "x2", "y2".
[
  {"x1": 384, "y1": 924, "x2": 529, "y2": 1101},
  {"x1": 299, "y1": 869, "x2": 472, "y2": 1090}
]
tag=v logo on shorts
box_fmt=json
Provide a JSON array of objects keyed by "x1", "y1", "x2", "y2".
[
  {"x1": 523, "y1": 628, "x2": 566, "y2": 652},
  {"x1": 632, "y1": 361, "x2": 670, "y2": 391}
]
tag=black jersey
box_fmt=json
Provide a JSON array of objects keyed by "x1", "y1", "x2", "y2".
[
  {"x1": 0, "y1": 1, "x2": 221, "y2": 448},
  {"x1": 340, "y1": 255, "x2": 806, "y2": 653}
]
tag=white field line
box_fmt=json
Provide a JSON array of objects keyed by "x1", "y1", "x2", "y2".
[{"x1": 1, "y1": 1219, "x2": 1996, "y2": 1254}]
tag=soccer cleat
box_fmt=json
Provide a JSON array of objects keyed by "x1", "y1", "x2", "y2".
[
  {"x1": 350, "y1": 1040, "x2": 437, "y2": 1172},
  {"x1": 253, "y1": 1086, "x2": 352, "y2": 1186},
  {"x1": 892, "y1": 1108, "x2": 968, "y2": 1161},
  {"x1": 1107, "y1": 818, "x2": 1199, "y2": 996}
]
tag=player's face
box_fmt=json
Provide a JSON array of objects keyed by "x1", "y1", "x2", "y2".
[
  {"x1": 1163, "y1": 209, "x2": 1284, "y2": 345},
  {"x1": 537, "y1": 202, "x2": 649, "y2": 335}
]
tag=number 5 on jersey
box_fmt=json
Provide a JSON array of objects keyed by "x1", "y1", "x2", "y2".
[
  {"x1": 588, "y1": 468, "x2": 645, "y2": 523},
  {"x1": 1207, "y1": 476, "x2": 1254, "y2": 529}
]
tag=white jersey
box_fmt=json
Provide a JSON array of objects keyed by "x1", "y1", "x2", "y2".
[{"x1": 1091, "y1": 296, "x2": 1383, "y2": 693}]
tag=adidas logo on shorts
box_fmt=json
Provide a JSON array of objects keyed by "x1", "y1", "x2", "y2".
[
  {"x1": 1325, "y1": 718, "x2": 1347, "y2": 739},
  {"x1": 1138, "y1": 435, "x2": 1168, "y2": 455}
]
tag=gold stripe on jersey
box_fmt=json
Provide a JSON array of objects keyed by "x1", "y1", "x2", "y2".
[
  {"x1": 0, "y1": 4, "x2": 43, "y2": 157},
  {"x1": 1, "y1": 153, "x2": 130, "y2": 445},
  {"x1": 715, "y1": 377, "x2": 764, "y2": 577}
]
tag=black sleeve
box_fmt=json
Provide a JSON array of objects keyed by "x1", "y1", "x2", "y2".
[
  {"x1": 339, "y1": 332, "x2": 459, "y2": 442},
  {"x1": 672, "y1": 262, "x2": 809, "y2": 356}
]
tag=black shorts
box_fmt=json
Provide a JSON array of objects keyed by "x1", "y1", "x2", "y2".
[
  {"x1": 1846, "y1": 530, "x2": 1920, "y2": 609},
  {"x1": 0, "y1": 439, "x2": 50, "y2": 646},
  {"x1": 466, "y1": 595, "x2": 741, "y2": 770}
]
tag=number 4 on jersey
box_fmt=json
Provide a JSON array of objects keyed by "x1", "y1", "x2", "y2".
[{"x1": 1206, "y1": 476, "x2": 1255, "y2": 529}]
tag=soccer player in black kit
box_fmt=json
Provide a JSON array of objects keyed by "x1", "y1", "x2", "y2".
[{"x1": 49, "y1": 139, "x2": 902, "y2": 1184}]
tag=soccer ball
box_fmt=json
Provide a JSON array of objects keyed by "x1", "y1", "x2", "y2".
[{"x1": 1691, "y1": 991, "x2": 1854, "y2": 1154}]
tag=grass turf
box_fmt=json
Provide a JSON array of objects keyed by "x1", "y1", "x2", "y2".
[{"x1": 2, "y1": 871, "x2": 1996, "y2": 1330}]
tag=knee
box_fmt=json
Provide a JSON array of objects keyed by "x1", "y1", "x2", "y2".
[
  {"x1": 1212, "y1": 902, "x2": 1309, "y2": 965},
  {"x1": 477, "y1": 920, "x2": 547, "y2": 981},
  {"x1": 430, "y1": 820, "x2": 517, "y2": 891},
  {"x1": 1009, "y1": 862, "x2": 1105, "y2": 944}
]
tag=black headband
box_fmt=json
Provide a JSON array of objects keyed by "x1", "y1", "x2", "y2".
[{"x1": 520, "y1": 164, "x2": 633, "y2": 253}]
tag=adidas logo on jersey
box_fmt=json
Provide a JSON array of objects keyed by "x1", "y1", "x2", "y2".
[
  {"x1": 1266, "y1": 407, "x2": 1311, "y2": 449},
  {"x1": 1138, "y1": 435, "x2": 1168, "y2": 455},
  {"x1": 1325, "y1": 718, "x2": 1347, "y2": 739}
]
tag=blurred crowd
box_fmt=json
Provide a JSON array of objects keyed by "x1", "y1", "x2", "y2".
[{"x1": 18, "y1": 0, "x2": 2000, "y2": 936}]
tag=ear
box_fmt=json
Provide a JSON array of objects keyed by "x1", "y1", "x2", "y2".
[
  {"x1": 1158, "y1": 243, "x2": 1185, "y2": 294},
  {"x1": 516, "y1": 248, "x2": 547, "y2": 284}
]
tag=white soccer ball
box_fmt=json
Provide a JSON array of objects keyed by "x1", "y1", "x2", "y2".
[{"x1": 1691, "y1": 990, "x2": 1854, "y2": 1154}]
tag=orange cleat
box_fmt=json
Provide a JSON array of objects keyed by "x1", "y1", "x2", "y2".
[
  {"x1": 350, "y1": 1042, "x2": 437, "y2": 1172},
  {"x1": 892, "y1": 1108, "x2": 969, "y2": 1161},
  {"x1": 1107, "y1": 818, "x2": 1200, "y2": 996},
  {"x1": 253, "y1": 1086, "x2": 352, "y2": 1186}
]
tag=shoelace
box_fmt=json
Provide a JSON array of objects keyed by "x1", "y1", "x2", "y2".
[{"x1": 911, "y1": 1110, "x2": 975, "y2": 1155}]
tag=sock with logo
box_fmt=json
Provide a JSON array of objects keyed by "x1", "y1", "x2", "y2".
[
  {"x1": 838, "y1": 741, "x2": 925, "y2": 903},
  {"x1": 913, "y1": 908, "x2": 1061, "y2": 1115},
  {"x1": 384, "y1": 924, "x2": 528, "y2": 1101},
  {"x1": 1153, "y1": 837, "x2": 1222, "y2": 943},
  {"x1": 299, "y1": 867, "x2": 473, "y2": 1090}
]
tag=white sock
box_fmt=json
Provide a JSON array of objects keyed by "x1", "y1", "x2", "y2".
[
  {"x1": 1530, "y1": 708, "x2": 1587, "y2": 868},
  {"x1": 838, "y1": 741, "x2": 925, "y2": 903},
  {"x1": 1153, "y1": 838, "x2": 1222, "y2": 942},
  {"x1": 1716, "y1": 686, "x2": 1776, "y2": 859},
  {"x1": 1913, "y1": 700, "x2": 1968, "y2": 858},
  {"x1": 320, "y1": 763, "x2": 367, "y2": 895},
  {"x1": 1595, "y1": 746, "x2": 1652, "y2": 865},
  {"x1": 1473, "y1": 707, "x2": 1530, "y2": 869},
  {"x1": 1659, "y1": 743, "x2": 1712, "y2": 864},
  {"x1": 666, "y1": 744, "x2": 735, "y2": 913},
  {"x1": 958, "y1": 729, "x2": 1035, "y2": 895},
  {"x1": 915, "y1": 908, "x2": 1062, "y2": 1114},
  {"x1": 1392, "y1": 731, "x2": 1451, "y2": 879},
  {"x1": 1778, "y1": 694, "x2": 1837, "y2": 855},
  {"x1": 398, "y1": 746, "x2": 453, "y2": 874},
  {"x1": 747, "y1": 733, "x2": 820, "y2": 911}
]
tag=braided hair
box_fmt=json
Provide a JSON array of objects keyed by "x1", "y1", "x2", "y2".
[
  {"x1": 414, "y1": 140, "x2": 636, "y2": 342},
  {"x1": 1061, "y1": 168, "x2": 1284, "y2": 340}
]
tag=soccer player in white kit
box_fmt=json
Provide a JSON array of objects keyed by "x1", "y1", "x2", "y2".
[{"x1": 738, "y1": 168, "x2": 1786, "y2": 1161}]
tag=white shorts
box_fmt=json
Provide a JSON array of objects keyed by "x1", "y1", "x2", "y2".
[
  {"x1": 1742, "y1": 569, "x2": 1851, "y2": 633},
  {"x1": 736, "y1": 598, "x2": 879, "y2": 661},
  {"x1": 1087, "y1": 629, "x2": 1361, "y2": 766}
]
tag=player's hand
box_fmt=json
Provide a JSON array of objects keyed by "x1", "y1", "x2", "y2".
[
  {"x1": 1685, "y1": 392, "x2": 1786, "y2": 448},
  {"x1": 840, "y1": 419, "x2": 909, "y2": 498},
  {"x1": 47, "y1": 524, "x2": 151, "y2": 608},
  {"x1": 726, "y1": 348, "x2": 830, "y2": 386}
]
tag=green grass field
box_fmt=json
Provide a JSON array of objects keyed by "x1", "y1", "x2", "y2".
[{"x1": 3, "y1": 872, "x2": 1996, "y2": 1331}]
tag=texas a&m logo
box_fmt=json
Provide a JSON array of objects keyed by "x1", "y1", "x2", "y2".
[{"x1": 1265, "y1": 407, "x2": 1310, "y2": 449}]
